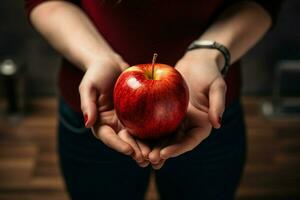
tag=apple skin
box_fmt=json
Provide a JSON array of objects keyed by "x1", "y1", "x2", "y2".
[{"x1": 113, "y1": 63, "x2": 189, "y2": 140}]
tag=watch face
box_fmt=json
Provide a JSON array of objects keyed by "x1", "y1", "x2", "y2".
[
  {"x1": 196, "y1": 40, "x2": 215, "y2": 46},
  {"x1": 189, "y1": 40, "x2": 231, "y2": 76}
]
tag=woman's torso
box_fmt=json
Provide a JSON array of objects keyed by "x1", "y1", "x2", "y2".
[{"x1": 59, "y1": 0, "x2": 241, "y2": 112}]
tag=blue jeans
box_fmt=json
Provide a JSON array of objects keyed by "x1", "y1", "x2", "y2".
[{"x1": 58, "y1": 97, "x2": 246, "y2": 200}]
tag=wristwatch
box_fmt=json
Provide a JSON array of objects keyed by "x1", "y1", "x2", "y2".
[{"x1": 187, "y1": 40, "x2": 231, "y2": 76}]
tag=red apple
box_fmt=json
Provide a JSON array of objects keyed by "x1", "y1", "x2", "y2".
[{"x1": 113, "y1": 54, "x2": 189, "y2": 140}]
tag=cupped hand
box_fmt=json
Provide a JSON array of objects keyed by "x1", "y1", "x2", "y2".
[
  {"x1": 149, "y1": 49, "x2": 227, "y2": 169},
  {"x1": 79, "y1": 54, "x2": 151, "y2": 167}
]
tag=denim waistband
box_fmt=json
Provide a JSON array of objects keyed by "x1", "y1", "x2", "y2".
[{"x1": 57, "y1": 96, "x2": 245, "y2": 163}]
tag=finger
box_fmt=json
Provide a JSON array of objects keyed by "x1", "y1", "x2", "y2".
[
  {"x1": 79, "y1": 81, "x2": 98, "y2": 128},
  {"x1": 149, "y1": 139, "x2": 169, "y2": 164},
  {"x1": 152, "y1": 160, "x2": 165, "y2": 170},
  {"x1": 136, "y1": 140, "x2": 151, "y2": 160},
  {"x1": 118, "y1": 130, "x2": 144, "y2": 163},
  {"x1": 160, "y1": 128, "x2": 209, "y2": 159},
  {"x1": 149, "y1": 147, "x2": 162, "y2": 164},
  {"x1": 138, "y1": 160, "x2": 150, "y2": 168},
  {"x1": 119, "y1": 61, "x2": 130, "y2": 71},
  {"x1": 190, "y1": 92, "x2": 209, "y2": 113},
  {"x1": 114, "y1": 54, "x2": 130, "y2": 71},
  {"x1": 208, "y1": 78, "x2": 226, "y2": 129},
  {"x1": 94, "y1": 125, "x2": 133, "y2": 155}
]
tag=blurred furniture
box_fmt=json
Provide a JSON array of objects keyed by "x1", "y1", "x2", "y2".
[
  {"x1": 267, "y1": 60, "x2": 300, "y2": 116},
  {"x1": 1, "y1": 97, "x2": 300, "y2": 200},
  {"x1": 0, "y1": 59, "x2": 27, "y2": 115}
]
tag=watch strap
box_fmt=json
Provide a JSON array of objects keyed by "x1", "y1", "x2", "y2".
[{"x1": 187, "y1": 40, "x2": 231, "y2": 76}]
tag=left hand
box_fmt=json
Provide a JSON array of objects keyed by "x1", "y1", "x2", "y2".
[
  {"x1": 79, "y1": 55, "x2": 151, "y2": 167},
  {"x1": 148, "y1": 49, "x2": 227, "y2": 169}
]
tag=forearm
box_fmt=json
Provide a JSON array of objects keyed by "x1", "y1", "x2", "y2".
[
  {"x1": 30, "y1": 1, "x2": 116, "y2": 71},
  {"x1": 195, "y1": 1, "x2": 272, "y2": 69}
]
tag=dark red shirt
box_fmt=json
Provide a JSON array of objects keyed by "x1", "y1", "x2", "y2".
[{"x1": 25, "y1": 0, "x2": 281, "y2": 113}]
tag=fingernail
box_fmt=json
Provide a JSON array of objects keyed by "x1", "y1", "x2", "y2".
[
  {"x1": 128, "y1": 149, "x2": 134, "y2": 156},
  {"x1": 142, "y1": 152, "x2": 149, "y2": 160},
  {"x1": 152, "y1": 160, "x2": 160, "y2": 165},
  {"x1": 139, "y1": 161, "x2": 150, "y2": 168},
  {"x1": 84, "y1": 114, "x2": 88, "y2": 127},
  {"x1": 136, "y1": 155, "x2": 144, "y2": 164},
  {"x1": 152, "y1": 164, "x2": 163, "y2": 170}
]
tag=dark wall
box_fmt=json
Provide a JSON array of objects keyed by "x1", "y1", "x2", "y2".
[
  {"x1": 0, "y1": 0, "x2": 60, "y2": 96},
  {"x1": 0, "y1": 0, "x2": 299, "y2": 96},
  {"x1": 242, "y1": 0, "x2": 300, "y2": 94}
]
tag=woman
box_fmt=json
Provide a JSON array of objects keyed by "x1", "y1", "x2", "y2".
[{"x1": 25, "y1": 0, "x2": 281, "y2": 199}]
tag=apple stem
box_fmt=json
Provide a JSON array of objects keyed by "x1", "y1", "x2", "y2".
[{"x1": 151, "y1": 53, "x2": 158, "y2": 79}]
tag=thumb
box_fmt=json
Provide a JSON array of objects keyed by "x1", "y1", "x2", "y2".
[
  {"x1": 113, "y1": 54, "x2": 130, "y2": 71},
  {"x1": 208, "y1": 78, "x2": 226, "y2": 129},
  {"x1": 79, "y1": 80, "x2": 98, "y2": 128}
]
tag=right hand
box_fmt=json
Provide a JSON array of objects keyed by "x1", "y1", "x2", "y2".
[
  {"x1": 148, "y1": 49, "x2": 226, "y2": 169},
  {"x1": 79, "y1": 54, "x2": 151, "y2": 167}
]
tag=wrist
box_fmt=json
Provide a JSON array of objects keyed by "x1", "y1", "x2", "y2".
[
  {"x1": 186, "y1": 40, "x2": 231, "y2": 75},
  {"x1": 183, "y1": 49, "x2": 225, "y2": 71},
  {"x1": 84, "y1": 53, "x2": 125, "y2": 72}
]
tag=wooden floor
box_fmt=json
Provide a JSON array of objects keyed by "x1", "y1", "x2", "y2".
[{"x1": 0, "y1": 97, "x2": 299, "y2": 200}]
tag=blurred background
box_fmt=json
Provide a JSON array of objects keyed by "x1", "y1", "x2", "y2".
[{"x1": 0, "y1": 0, "x2": 299, "y2": 200}]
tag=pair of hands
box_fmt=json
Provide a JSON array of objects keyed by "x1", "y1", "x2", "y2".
[{"x1": 79, "y1": 50, "x2": 227, "y2": 169}]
